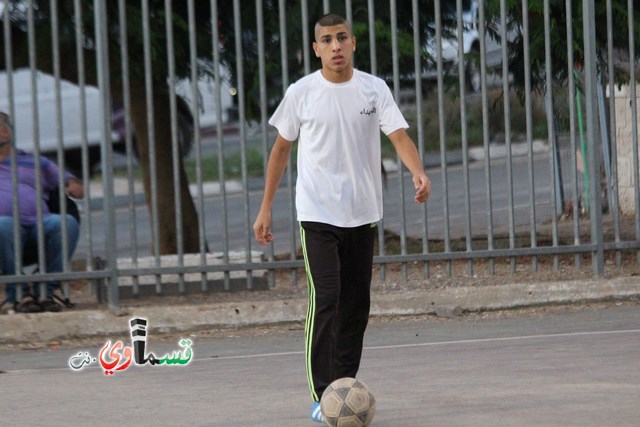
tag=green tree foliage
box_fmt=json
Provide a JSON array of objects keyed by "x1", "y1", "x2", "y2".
[
  {"x1": 483, "y1": 0, "x2": 640, "y2": 97},
  {"x1": 215, "y1": 0, "x2": 440, "y2": 120},
  {"x1": 1, "y1": 0, "x2": 214, "y2": 91}
]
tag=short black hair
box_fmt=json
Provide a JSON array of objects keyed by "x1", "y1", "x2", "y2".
[
  {"x1": 316, "y1": 13, "x2": 347, "y2": 28},
  {"x1": 314, "y1": 13, "x2": 351, "y2": 42}
]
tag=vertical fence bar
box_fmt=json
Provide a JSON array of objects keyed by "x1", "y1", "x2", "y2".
[
  {"x1": 565, "y1": 0, "x2": 581, "y2": 269},
  {"x1": 94, "y1": 0, "x2": 119, "y2": 308},
  {"x1": 345, "y1": 0, "x2": 353, "y2": 37},
  {"x1": 582, "y1": 0, "x2": 604, "y2": 276},
  {"x1": 232, "y1": 0, "x2": 253, "y2": 289},
  {"x1": 118, "y1": 0, "x2": 139, "y2": 294},
  {"x1": 50, "y1": 0, "x2": 72, "y2": 301},
  {"x1": 576, "y1": 79, "x2": 589, "y2": 212},
  {"x1": 367, "y1": 0, "x2": 385, "y2": 282},
  {"x1": 605, "y1": 0, "x2": 621, "y2": 266},
  {"x1": 367, "y1": 0, "x2": 376, "y2": 76},
  {"x1": 597, "y1": 81, "x2": 613, "y2": 220},
  {"x1": 76, "y1": 0, "x2": 96, "y2": 294},
  {"x1": 7, "y1": 123, "x2": 21, "y2": 300},
  {"x1": 389, "y1": 0, "x2": 399, "y2": 98},
  {"x1": 3, "y1": 0, "x2": 24, "y2": 299},
  {"x1": 435, "y1": 0, "x2": 452, "y2": 278},
  {"x1": 256, "y1": 0, "x2": 275, "y2": 289},
  {"x1": 412, "y1": 0, "x2": 429, "y2": 278},
  {"x1": 301, "y1": 0, "x2": 310, "y2": 75},
  {"x1": 187, "y1": 0, "x2": 208, "y2": 291},
  {"x1": 543, "y1": 0, "x2": 560, "y2": 271},
  {"x1": 8, "y1": 149, "x2": 21, "y2": 300},
  {"x1": 457, "y1": 0, "x2": 473, "y2": 276},
  {"x1": 479, "y1": 0, "x2": 494, "y2": 274},
  {"x1": 277, "y1": 0, "x2": 297, "y2": 286},
  {"x1": 26, "y1": 0, "x2": 47, "y2": 300},
  {"x1": 210, "y1": 0, "x2": 231, "y2": 289},
  {"x1": 522, "y1": 0, "x2": 538, "y2": 272},
  {"x1": 164, "y1": 0, "x2": 186, "y2": 293},
  {"x1": 141, "y1": 0, "x2": 162, "y2": 293},
  {"x1": 389, "y1": 0, "x2": 409, "y2": 280},
  {"x1": 499, "y1": 0, "x2": 515, "y2": 273},
  {"x1": 345, "y1": 0, "x2": 353, "y2": 69},
  {"x1": 626, "y1": 0, "x2": 639, "y2": 264}
]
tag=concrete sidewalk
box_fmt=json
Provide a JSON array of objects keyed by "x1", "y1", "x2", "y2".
[
  {"x1": 1, "y1": 275, "x2": 638, "y2": 345},
  {"x1": 86, "y1": 177, "x2": 244, "y2": 210}
]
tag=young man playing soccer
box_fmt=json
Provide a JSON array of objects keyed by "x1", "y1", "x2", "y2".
[{"x1": 253, "y1": 13, "x2": 431, "y2": 423}]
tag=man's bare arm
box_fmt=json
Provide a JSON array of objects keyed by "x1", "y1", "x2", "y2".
[{"x1": 253, "y1": 133, "x2": 293, "y2": 244}]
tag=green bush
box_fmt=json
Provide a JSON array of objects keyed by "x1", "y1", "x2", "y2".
[{"x1": 401, "y1": 87, "x2": 549, "y2": 153}]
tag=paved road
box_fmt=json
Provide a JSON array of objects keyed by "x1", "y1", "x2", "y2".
[
  {"x1": 1, "y1": 303, "x2": 638, "y2": 426},
  {"x1": 77, "y1": 152, "x2": 554, "y2": 259}
]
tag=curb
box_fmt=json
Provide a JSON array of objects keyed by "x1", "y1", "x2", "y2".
[
  {"x1": 87, "y1": 179, "x2": 244, "y2": 210},
  {"x1": 467, "y1": 139, "x2": 549, "y2": 161},
  {"x1": 1, "y1": 277, "x2": 638, "y2": 344}
]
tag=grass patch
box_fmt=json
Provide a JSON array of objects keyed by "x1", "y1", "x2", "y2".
[
  {"x1": 404, "y1": 87, "x2": 549, "y2": 152},
  {"x1": 183, "y1": 148, "x2": 266, "y2": 182}
]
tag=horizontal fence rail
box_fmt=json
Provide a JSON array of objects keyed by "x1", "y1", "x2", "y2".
[{"x1": 0, "y1": 0, "x2": 639, "y2": 311}]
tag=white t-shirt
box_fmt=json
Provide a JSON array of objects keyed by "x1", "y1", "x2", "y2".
[{"x1": 269, "y1": 69, "x2": 408, "y2": 228}]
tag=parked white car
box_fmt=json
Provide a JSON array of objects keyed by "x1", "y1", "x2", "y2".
[
  {"x1": 0, "y1": 68, "x2": 232, "y2": 174},
  {"x1": 0, "y1": 69, "x2": 113, "y2": 154},
  {"x1": 424, "y1": 0, "x2": 507, "y2": 92}
]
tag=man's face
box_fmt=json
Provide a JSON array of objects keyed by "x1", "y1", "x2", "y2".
[{"x1": 312, "y1": 23, "x2": 356, "y2": 75}]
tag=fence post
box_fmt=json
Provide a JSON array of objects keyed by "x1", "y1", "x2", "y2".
[
  {"x1": 93, "y1": 0, "x2": 120, "y2": 309},
  {"x1": 581, "y1": 0, "x2": 604, "y2": 276}
]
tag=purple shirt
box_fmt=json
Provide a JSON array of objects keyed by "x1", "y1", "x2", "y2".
[{"x1": 0, "y1": 150, "x2": 75, "y2": 226}]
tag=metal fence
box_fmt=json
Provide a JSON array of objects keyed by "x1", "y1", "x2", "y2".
[{"x1": 1, "y1": 0, "x2": 639, "y2": 311}]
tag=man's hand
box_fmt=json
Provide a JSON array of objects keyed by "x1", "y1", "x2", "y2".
[
  {"x1": 65, "y1": 178, "x2": 85, "y2": 199},
  {"x1": 253, "y1": 133, "x2": 292, "y2": 246},
  {"x1": 413, "y1": 173, "x2": 431, "y2": 204},
  {"x1": 387, "y1": 128, "x2": 432, "y2": 204},
  {"x1": 253, "y1": 210, "x2": 275, "y2": 245}
]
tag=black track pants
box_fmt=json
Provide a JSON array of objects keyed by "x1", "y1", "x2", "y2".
[{"x1": 299, "y1": 221, "x2": 376, "y2": 402}]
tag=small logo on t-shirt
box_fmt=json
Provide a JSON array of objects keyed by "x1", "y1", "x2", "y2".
[{"x1": 360, "y1": 106, "x2": 376, "y2": 116}]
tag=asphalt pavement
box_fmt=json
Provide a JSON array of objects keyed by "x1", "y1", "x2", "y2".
[{"x1": 0, "y1": 302, "x2": 638, "y2": 426}]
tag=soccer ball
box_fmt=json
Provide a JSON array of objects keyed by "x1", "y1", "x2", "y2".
[{"x1": 320, "y1": 377, "x2": 376, "y2": 427}]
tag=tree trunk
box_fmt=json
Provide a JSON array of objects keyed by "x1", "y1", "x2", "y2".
[
  {"x1": 129, "y1": 82, "x2": 203, "y2": 255},
  {"x1": 3, "y1": 16, "x2": 205, "y2": 256}
]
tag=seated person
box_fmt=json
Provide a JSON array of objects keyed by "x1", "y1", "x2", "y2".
[{"x1": 0, "y1": 111, "x2": 84, "y2": 313}]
